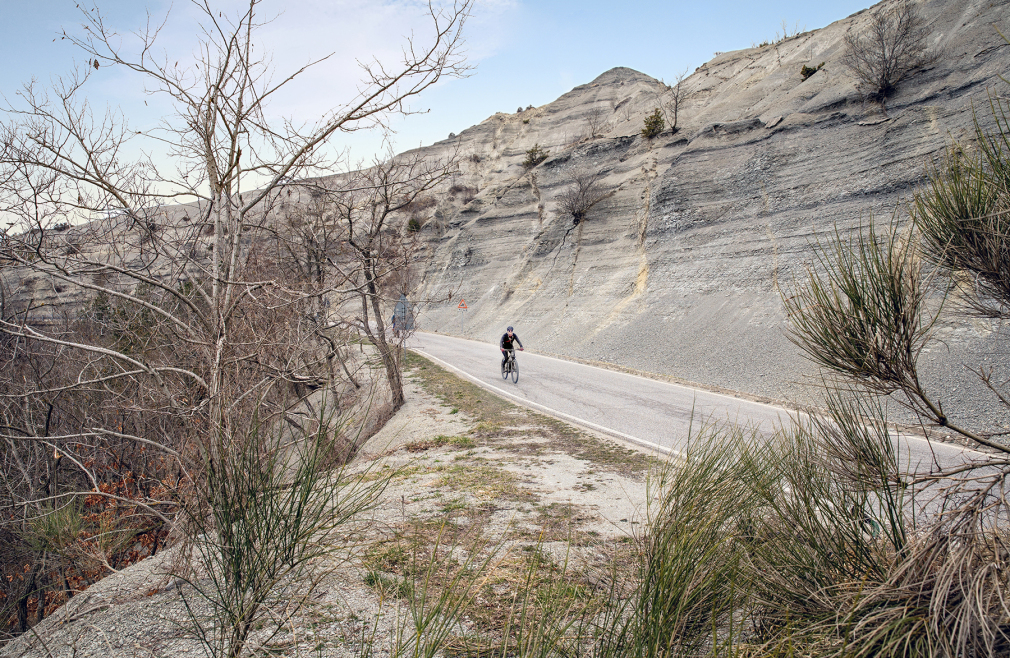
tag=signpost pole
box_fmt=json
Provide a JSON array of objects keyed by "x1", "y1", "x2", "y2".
[{"x1": 457, "y1": 298, "x2": 468, "y2": 335}]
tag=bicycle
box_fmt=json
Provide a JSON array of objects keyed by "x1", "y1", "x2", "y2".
[{"x1": 501, "y1": 348, "x2": 520, "y2": 383}]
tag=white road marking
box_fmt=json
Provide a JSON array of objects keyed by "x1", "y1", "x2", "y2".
[{"x1": 412, "y1": 347, "x2": 681, "y2": 457}]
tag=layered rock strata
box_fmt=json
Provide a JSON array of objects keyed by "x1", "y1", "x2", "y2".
[{"x1": 409, "y1": 0, "x2": 1010, "y2": 430}]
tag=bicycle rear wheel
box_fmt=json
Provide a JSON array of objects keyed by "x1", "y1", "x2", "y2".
[
  {"x1": 511, "y1": 358, "x2": 519, "y2": 383},
  {"x1": 501, "y1": 358, "x2": 508, "y2": 380}
]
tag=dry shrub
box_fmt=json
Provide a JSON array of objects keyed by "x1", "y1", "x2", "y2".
[
  {"x1": 556, "y1": 168, "x2": 610, "y2": 225},
  {"x1": 841, "y1": 0, "x2": 939, "y2": 107},
  {"x1": 448, "y1": 183, "x2": 477, "y2": 203}
]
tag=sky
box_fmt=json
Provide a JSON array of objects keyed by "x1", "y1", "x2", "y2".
[{"x1": 2, "y1": 0, "x2": 874, "y2": 166}]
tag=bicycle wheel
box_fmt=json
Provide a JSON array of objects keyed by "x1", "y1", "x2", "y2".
[
  {"x1": 511, "y1": 357, "x2": 519, "y2": 383},
  {"x1": 501, "y1": 357, "x2": 508, "y2": 380}
]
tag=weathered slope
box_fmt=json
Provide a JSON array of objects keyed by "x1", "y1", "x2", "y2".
[{"x1": 410, "y1": 0, "x2": 1010, "y2": 427}]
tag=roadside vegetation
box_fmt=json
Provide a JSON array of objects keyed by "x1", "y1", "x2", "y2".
[
  {"x1": 360, "y1": 338, "x2": 1010, "y2": 658},
  {"x1": 0, "y1": 0, "x2": 470, "y2": 654},
  {"x1": 3, "y1": 1, "x2": 1010, "y2": 656},
  {"x1": 351, "y1": 68, "x2": 1010, "y2": 658},
  {"x1": 405, "y1": 352, "x2": 652, "y2": 476}
]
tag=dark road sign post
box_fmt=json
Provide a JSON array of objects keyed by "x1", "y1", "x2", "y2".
[{"x1": 395, "y1": 294, "x2": 414, "y2": 334}]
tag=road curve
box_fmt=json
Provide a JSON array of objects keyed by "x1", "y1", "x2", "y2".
[{"x1": 407, "y1": 331, "x2": 986, "y2": 475}]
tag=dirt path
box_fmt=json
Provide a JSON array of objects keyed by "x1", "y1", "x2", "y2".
[{"x1": 358, "y1": 352, "x2": 656, "y2": 537}]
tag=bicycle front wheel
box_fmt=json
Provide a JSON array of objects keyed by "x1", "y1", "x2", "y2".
[{"x1": 511, "y1": 358, "x2": 519, "y2": 383}]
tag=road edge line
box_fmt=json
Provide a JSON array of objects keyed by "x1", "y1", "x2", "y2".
[{"x1": 410, "y1": 348, "x2": 680, "y2": 458}]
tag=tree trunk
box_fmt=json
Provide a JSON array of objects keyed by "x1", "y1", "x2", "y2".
[
  {"x1": 361, "y1": 256, "x2": 405, "y2": 410},
  {"x1": 16, "y1": 562, "x2": 40, "y2": 633}
]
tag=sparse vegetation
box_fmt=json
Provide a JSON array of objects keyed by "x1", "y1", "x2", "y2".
[
  {"x1": 585, "y1": 106, "x2": 607, "y2": 138},
  {"x1": 556, "y1": 168, "x2": 610, "y2": 226},
  {"x1": 752, "y1": 20, "x2": 804, "y2": 48},
  {"x1": 404, "y1": 195, "x2": 438, "y2": 213},
  {"x1": 776, "y1": 19, "x2": 804, "y2": 42},
  {"x1": 404, "y1": 434, "x2": 475, "y2": 452},
  {"x1": 641, "y1": 108, "x2": 664, "y2": 138},
  {"x1": 841, "y1": 0, "x2": 939, "y2": 108},
  {"x1": 523, "y1": 144, "x2": 550, "y2": 169},
  {"x1": 448, "y1": 183, "x2": 478, "y2": 203},
  {"x1": 405, "y1": 352, "x2": 653, "y2": 475},
  {"x1": 800, "y1": 61, "x2": 825, "y2": 80},
  {"x1": 660, "y1": 69, "x2": 689, "y2": 133}
]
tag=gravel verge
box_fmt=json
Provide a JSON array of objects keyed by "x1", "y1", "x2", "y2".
[{"x1": 5, "y1": 354, "x2": 658, "y2": 658}]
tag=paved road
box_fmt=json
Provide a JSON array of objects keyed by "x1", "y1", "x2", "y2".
[{"x1": 408, "y1": 331, "x2": 987, "y2": 475}]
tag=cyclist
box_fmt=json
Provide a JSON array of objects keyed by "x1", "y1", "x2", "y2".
[{"x1": 500, "y1": 326, "x2": 524, "y2": 369}]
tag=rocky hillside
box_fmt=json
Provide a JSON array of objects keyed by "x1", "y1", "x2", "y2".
[{"x1": 407, "y1": 0, "x2": 1010, "y2": 423}]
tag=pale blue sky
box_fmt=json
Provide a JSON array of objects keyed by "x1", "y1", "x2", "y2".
[{"x1": 3, "y1": 0, "x2": 873, "y2": 164}]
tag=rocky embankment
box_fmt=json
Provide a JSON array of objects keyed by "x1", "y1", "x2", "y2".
[{"x1": 407, "y1": 0, "x2": 1010, "y2": 431}]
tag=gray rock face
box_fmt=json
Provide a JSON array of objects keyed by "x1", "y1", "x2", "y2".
[{"x1": 411, "y1": 0, "x2": 1010, "y2": 428}]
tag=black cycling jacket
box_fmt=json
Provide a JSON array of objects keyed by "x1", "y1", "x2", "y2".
[{"x1": 500, "y1": 332, "x2": 523, "y2": 351}]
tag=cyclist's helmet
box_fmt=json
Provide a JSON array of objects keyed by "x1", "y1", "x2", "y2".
[{"x1": 507, "y1": 326, "x2": 513, "y2": 332}]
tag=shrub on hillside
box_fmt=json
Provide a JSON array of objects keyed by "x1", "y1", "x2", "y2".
[
  {"x1": 800, "y1": 62, "x2": 824, "y2": 80},
  {"x1": 556, "y1": 168, "x2": 609, "y2": 226},
  {"x1": 641, "y1": 108, "x2": 664, "y2": 138},
  {"x1": 522, "y1": 144, "x2": 549, "y2": 169},
  {"x1": 841, "y1": 0, "x2": 938, "y2": 107},
  {"x1": 448, "y1": 184, "x2": 477, "y2": 203}
]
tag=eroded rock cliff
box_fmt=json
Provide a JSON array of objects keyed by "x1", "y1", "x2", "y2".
[{"x1": 410, "y1": 0, "x2": 1010, "y2": 425}]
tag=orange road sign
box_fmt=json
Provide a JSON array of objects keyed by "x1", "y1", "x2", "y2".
[{"x1": 458, "y1": 299, "x2": 467, "y2": 310}]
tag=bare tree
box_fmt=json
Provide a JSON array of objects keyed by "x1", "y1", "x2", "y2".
[
  {"x1": 585, "y1": 106, "x2": 608, "y2": 139},
  {"x1": 661, "y1": 69, "x2": 690, "y2": 134},
  {"x1": 556, "y1": 167, "x2": 610, "y2": 226},
  {"x1": 323, "y1": 151, "x2": 458, "y2": 410},
  {"x1": 841, "y1": 0, "x2": 939, "y2": 110},
  {"x1": 0, "y1": 303, "x2": 181, "y2": 637},
  {"x1": 0, "y1": 0, "x2": 471, "y2": 649}
]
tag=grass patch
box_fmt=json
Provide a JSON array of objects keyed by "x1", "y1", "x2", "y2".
[
  {"x1": 440, "y1": 498, "x2": 470, "y2": 514},
  {"x1": 359, "y1": 463, "x2": 423, "y2": 482},
  {"x1": 404, "y1": 434, "x2": 476, "y2": 452},
  {"x1": 436, "y1": 464, "x2": 532, "y2": 502},
  {"x1": 506, "y1": 502, "x2": 603, "y2": 545},
  {"x1": 363, "y1": 570, "x2": 413, "y2": 599}
]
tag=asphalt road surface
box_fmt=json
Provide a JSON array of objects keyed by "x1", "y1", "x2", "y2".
[{"x1": 408, "y1": 331, "x2": 989, "y2": 476}]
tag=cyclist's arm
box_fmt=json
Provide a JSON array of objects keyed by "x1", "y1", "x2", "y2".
[{"x1": 515, "y1": 336, "x2": 524, "y2": 350}]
